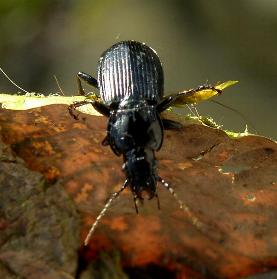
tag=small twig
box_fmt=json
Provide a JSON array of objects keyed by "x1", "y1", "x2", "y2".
[
  {"x1": 0, "y1": 66, "x2": 30, "y2": 93},
  {"x1": 53, "y1": 75, "x2": 65, "y2": 96}
]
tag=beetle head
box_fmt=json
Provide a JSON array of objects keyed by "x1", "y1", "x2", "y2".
[{"x1": 123, "y1": 149, "x2": 157, "y2": 200}]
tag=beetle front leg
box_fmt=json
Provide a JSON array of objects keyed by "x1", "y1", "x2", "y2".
[
  {"x1": 68, "y1": 101, "x2": 90, "y2": 120},
  {"x1": 90, "y1": 100, "x2": 110, "y2": 117},
  {"x1": 68, "y1": 100, "x2": 110, "y2": 120}
]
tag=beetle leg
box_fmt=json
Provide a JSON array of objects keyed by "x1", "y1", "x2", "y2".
[
  {"x1": 162, "y1": 119, "x2": 182, "y2": 130},
  {"x1": 76, "y1": 76, "x2": 86, "y2": 96},
  {"x1": 157, "y1": 95, "x2": 178, "y2": 113},
  {"x1": 102, "y1": 135, "x2": 121, "y2": 156},
  {"x1": 90, "y1": 100, "x2": 110, "y2": 117},
  {"x1": 68, "y1": 100, "x2": 91, "y2": 120},
  {"x1": 158, "y1": 84, "x2": 223, "y2": 113},
  {"x1": 78, "y1": 71, "x2": 99, "y2": 90},
  {"x1": 68, "y1": 100, "x2": 110, "y2": 119},
  {"x1": 102, "y1": 136, "x2": 110, "y2": 146},
  {"x1": 155, "y1": 193, "x2": 161, "y2": 210},
  {"x1": 133, "y1": 195, "x2": 139, "y2": 214}
]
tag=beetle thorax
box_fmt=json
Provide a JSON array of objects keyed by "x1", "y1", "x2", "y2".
[
  {"x1": 118, "y1": 96, "x2": 149, "y2": 110},
  {"x1": 109, "y1": 102, "x2": 163, "y2": 153}
]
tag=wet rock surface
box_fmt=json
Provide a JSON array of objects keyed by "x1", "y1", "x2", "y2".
[{"x1": 0, "y1": 105, "x2": 276, "y2": 278}]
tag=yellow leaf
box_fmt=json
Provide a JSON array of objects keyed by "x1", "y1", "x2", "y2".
[{"x1": 170, "y1": 80, "x2": 238, "y2": 107}]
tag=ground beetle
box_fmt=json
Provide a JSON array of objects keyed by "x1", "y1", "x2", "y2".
[{"x1": 69, "y1": 40, "x2": 222, "y2": 245}]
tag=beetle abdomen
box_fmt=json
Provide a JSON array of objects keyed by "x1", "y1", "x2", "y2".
[{"x1": 98, "y1": 41, "x2": 164, "y2": 105}]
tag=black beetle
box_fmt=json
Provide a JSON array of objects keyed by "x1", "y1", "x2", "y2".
[{"x1": 69, "y1": 40, "x2": 221, "y2": 245}]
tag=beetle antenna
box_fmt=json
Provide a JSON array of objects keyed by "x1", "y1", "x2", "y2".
[
  {"x1": 84, "y1": 179, "x2": 129, "y2": 246},
  {"x1": 0, "y1": 66, "x2": 30, "y2": 94},
  {"x1": 158, "y1": 177, "x2": 204, "y2": 230},
  {"x1": 159, "y1": 177, "x2": 226, "y2": 242}
]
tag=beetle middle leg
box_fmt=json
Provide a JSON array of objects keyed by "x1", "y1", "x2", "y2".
[{"x1": 157, "y1": 95, "x2": 178, "y2": 113}]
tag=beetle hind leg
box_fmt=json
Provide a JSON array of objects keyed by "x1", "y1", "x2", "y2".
[
  {"x1": 78, "y1": 72, "x2": 98, "y2": 89},
  {"x1": 76, "y1": 71, "x2": 99, "y2": 97}
]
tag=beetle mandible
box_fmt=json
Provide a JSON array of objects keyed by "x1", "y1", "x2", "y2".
[{"x1": 69, "y1": 40, "x2": 220, "y2": 245}]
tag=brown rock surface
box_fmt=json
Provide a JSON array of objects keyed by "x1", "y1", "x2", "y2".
[
  {"x1": 0, "y1": 110, "x2": 80, "y2": 278},
  {"x1": 0, "y1": 105, "x2": 276, "y2": 278}
]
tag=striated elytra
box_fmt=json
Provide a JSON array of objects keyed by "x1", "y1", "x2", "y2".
[{"x1": 98, "y1": 41, "x2": 164, "y2": 104}]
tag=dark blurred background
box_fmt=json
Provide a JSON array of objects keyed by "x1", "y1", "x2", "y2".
[{"x1": 0, "y1": 0, "x2": 276, "y2": 138}]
